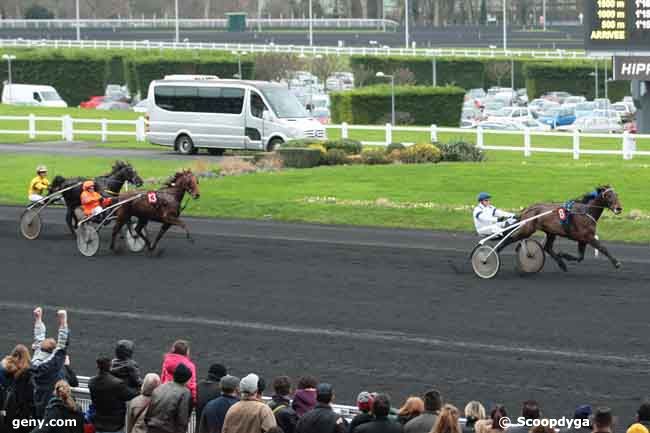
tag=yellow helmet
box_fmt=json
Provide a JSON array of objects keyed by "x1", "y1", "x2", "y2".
[{"x1": 36, "y1": 165, "x2": 48, "y2": 174}]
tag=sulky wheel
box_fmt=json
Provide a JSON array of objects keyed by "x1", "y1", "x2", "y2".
[
  {"x1": 515, "y1": 239, "x2": 545, "y2": 274},
  {"x1": 77, "y1": 224, "x2": 100, "y2": 257},
  {"x1": 471, "y1": 244, "x2": 501, "y2": 279},
  {"x1": 124, "y1": 223, "x2": 147, "y2": 253},
  {"x1": 20, "y1": 209, "x2": 42, "y2": 240}
]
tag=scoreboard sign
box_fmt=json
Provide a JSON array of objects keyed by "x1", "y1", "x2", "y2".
[
  {"x1": 613, "y1": 56, "x2": 650, "y2": 79},
  {"x1": 585, "y1": 0, "x2": 650, "y2": 52}
]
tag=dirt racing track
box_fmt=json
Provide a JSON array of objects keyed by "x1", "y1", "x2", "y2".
[{"x1": 1, "y1": 205, "x2": 649, "y2": 419}]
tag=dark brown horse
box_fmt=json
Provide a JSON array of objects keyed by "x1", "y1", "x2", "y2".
[
  {"x1": 110, "y1": 170, "x2": 200, "y2": 254},
  {"x1": 497, "y1": 186, "x2": 623, "y2": 271}
]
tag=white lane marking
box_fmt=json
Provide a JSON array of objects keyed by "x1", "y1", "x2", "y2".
[{"x1": 1, "y1": 301, "x2": 648, "y2": 367}]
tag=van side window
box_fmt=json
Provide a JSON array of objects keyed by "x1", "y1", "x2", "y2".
[
  {"x1": 33, "y1": 92, "x2": 42, "y2": 102},
  {"x1": 153, "y1": 86, "x2": 244, "y2": 114},
  {"x1": 250, "y1": 92, "x2": 267, "y2": 119}
]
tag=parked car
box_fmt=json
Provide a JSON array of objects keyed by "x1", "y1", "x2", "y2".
[
  {"x1": 132, "y1": 99, "x2": 149, "y2": 113},
  {"x1": 482, "y1": 100, "x2": 507, "y2": 117},
  {"x1": 593, "y1": 98, "x2": 611, "y2": 110},
  {"x1": 105, "y1": 84, "x2": 130, "y2": 102},
  {"x1": 517, "y1": 118, "x2": 552, "y2": 131},
  {"x1": 1, "y1": 84, "x2": 67, "y2": 107},
  {"x1": 611, "y1": 102, "x2": 635, "y2": 122},
  {"x1": 80, "y1": 96, "x2": 106, "y2": 109},
  {"x1": 538, "y1": 106, "x2": 576, "y2": 128},
  {"x1": 574, "y1": 101, "x2": 596, "y2": 119},
  {"x1": 462, "y1": 107, "x2": 483, "y2": 121},
  {"x1": 516, "y1": 88, "x2": 529, "y2": 105},
  {"x1": 591, "y1": 109, "x2": 622, "y2": 123},
  {"x1": 563, "y1": 96, "x2": 587, "y2": 107},
  {"x1": 543, "y1": 91, "x2": 572, "y2": 104},
  {"x1": 529, "y1": 100, "x2": 560, "y2": 117},
  {"x1": 487, "y1": 106, "x2": 533, "y2": 123},
  {"x1": 96, "y1": 101, "x2": 131, "y2": 111},
  {"x1": 477, "y1": 120, "x2": 521, "y2": 130},
  {"x1": 557, "y1": 116, "x2": 623, "y2": 133}
]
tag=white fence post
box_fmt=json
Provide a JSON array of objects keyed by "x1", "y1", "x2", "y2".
[
  {"x1": 430, "y1": 124, "x2": 438, "y2": 143},
  {"x1": 523, "y1": 127, "x2": 531, "y2": 157},
  {"x1": 476, "y1": 126, "x2": 484, "y2": 149},
  {"x1": 572, "y1": 129, "x2": 580, "y2": 160},
  {"x1": 28, "y1": 114, "x2": 36, "y2": 139},
  {"x1": 136, "y1": 116, "x2": 145, "y2": 142},
  {"x1": 61, "y1": 116, "x2": 66, "y2": 140},
  {"x1": 622, "y1": 131, "x2": 635, "y2": 160},
  {"x1": 385, "y1": 123, "x2": 392, "y2": 145},
  {"x1": 65, "y1": 116, "x2": 74, "y2": 142},
  {"x1": 341, "y1": 122, "x2": 348, "y2": 139},
  {"x1": 101, "y1": 119, "x2": 108, "y2": 142}
]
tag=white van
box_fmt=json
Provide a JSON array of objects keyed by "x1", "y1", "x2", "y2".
[
  {"x1": 1, "y1": 84, "x2": 68, "y2": 107},
  {"x1": 146, "y1": 76, "x2": 326, "y2": 154}
]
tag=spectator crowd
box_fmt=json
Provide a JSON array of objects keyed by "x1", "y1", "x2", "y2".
[{"x1": 0, "y1": 308, "x2": 648, "y2": 433}]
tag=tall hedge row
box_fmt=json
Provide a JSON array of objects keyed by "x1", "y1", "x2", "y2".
[{"x1": 330, "y1": 85, "x2": 465, "y2": 126}]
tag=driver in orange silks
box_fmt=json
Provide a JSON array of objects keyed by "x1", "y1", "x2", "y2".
[{"x1": 80, "y1": 181, "x2": 112, "y2": 217}]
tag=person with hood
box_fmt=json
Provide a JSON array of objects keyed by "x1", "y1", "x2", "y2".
[
  {"x1": 31, "y1": 380, "x2": 84, "y2": 433},
  {"x1": 196, "y1": 364, "x2": 227, "y2": 423},
  {"x1": 1, "y1": 345, "x2": 34, "y2": 433},
  {"x1": 160, "y1": 341, "x2": 197, "y2": 404},
  {"x1": 146, "y1": 364, "x2": 192, "y2": 433},
  {"x1": 125, "y1": 374, "x2": 161, "y2": 433},
  {"x1": 292, "y1": 376, "x2": 318, "y2": 417},
  {"x1": 295, "y1": 383, "x2": 346, "y2": 433},
  {"x1": 88, "y1": 357, "x2": 138, "y2": 433},
  {"x1": 31, "y1": 308, "x2": 69, "y2": 419},
  {"x1": 110, "y1": 341, "x2": 142, "y2": 392}
]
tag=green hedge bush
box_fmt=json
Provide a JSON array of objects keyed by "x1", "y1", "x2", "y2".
[
  {"x1": 438, "y1": 139, "x2": 486, "y2": 162},
  {"x1": 323, "y1": 149, "x2": 348, "y2": 165},
  {"x1": 399, "y1": 143, "x2": 442, "y2": 164},
  {"x1": 360, "y1": 149, "x2": 391, "y2": 165},
  {"x1": 331, "y1": 85, "x2": 465, "y2": 127},
  {"x1": 277, "y1": 148, "x2": 322, "y2": 168},
  {"x1": 323, "y1": 138, "x2": 363, "y2": 155}
]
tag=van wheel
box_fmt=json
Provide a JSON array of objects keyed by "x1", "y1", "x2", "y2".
[
  {"x1": 267, "y1": 138, "x2": 283, "y2": 152},
  {"x1": 207, "y1": 148, "x2": 225, "y2": 156},
  {"x1": 176, "y1": 135, "x2": 197, "y2": 155}
]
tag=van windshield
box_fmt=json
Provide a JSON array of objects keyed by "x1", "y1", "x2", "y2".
[
  {"x1": 41, "y1": 91, "x2": 62, "y2": 101},
  {"x1": 262, "y1": 87, "x2": 309, "y2": 118}
]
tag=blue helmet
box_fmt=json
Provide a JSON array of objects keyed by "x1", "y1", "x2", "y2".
[{"x1": 477, "y1": 192, "x2": 491, "y2": 202}]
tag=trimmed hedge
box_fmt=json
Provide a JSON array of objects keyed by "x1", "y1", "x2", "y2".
[
  {"x1": 277, "y1": 148, "x2": 322, "y2": 168},
  {"x1": 330, "y1": 85, "x2": 465, "y2": 126}
]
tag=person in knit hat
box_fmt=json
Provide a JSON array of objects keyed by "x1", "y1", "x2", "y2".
[
  {"x1": 196, "y1": 363, "x2": 227, "y2": 423},
  {"x1": 146, "y1": 364, "x2": 192, "y2": 433},
  {"x1": 349, "y1": 392, "x2": 375, "y2": 433},
  {"x1": 222, "y1": 373, "x2": 276, "y2": 433}
]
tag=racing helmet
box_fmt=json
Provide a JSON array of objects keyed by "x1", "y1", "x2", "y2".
[
  {"x1": 82, "y1": 180, "x2": 95, "y2": 190},
  {"x1": 477, "y1": 192, "x2": 491, "y2": 202},
  {"x1": 36, "y1": 165, "x2": 48, "y2": 174}
]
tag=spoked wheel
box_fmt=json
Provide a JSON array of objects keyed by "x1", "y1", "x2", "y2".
[
  {"x1": 77, "y1": 224, "x2": 100, "y2": 257},
  {"x1": 471, "y1": 244, "x2": 501, "y2": 279},
  {"x1": 515, "y1": 239, "x2": 545, "y2": 274},
  {"x1": 124, "y1": 223, "x2": 147, "y2": 253},
  {"x1": 20, "y1": 209, "x2": 42, "y2": 240}
]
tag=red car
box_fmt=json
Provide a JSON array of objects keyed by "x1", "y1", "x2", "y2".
[{"x1": 79, "y1": 96, "x2": 106, "y2": 109}]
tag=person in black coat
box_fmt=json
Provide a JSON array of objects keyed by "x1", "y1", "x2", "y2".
[
  {"x1": 31, "y1": 381, "x2": 84, "y2": 433},
  {"x1": 356, "y1": 395, "x2": 403, "y2": 433},
  {"x1": 268, "y1": 376, "x2": 298, "y2": 433},
  {"x1": 1, "y1": 345, "x2": 34, "y2": 433},
  {"x1": 89, "y1": 357, "x2": 138, "y2": 433},
  {"x1": 110, "y1": 341, "x2": 142, "y2": 392},
  {"x1": 196, "y1": 363, "x2": 227, "y2": 424},
  {"x1": 295, "y1": 384, "x2": 347, "y2": 433}
]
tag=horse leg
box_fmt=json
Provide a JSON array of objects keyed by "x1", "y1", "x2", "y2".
[
  {"x1": 558, "y1": 242, "x2": 586, "y2": 262},
  {"x1": 544, "y1": 234, "x2": 568, "y2": 272},
  {"x1": 588, "y1": 238, "x2": 621, "y2": 269},
  {"x1": 110, "y1": 214, "x2": 127, "y2": 252},
  {"x1": 149, "y1": 223, "x2": 172, "y2": 252},
  {"x1": 65, "y1": 208, "x2": 75, "y2": 234},
  {"x1": 134, "y1": 218, "x2": 151, "y2": 246},
  {"x1": 162, "y1": 215, "x2": 193, "y2": 243}
]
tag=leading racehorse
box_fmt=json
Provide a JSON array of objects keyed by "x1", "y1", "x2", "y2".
[
  {"x1": 109, "y1": 170, "x2": 200, "y2": 255},
  {"x1": 49, "y1": 161, "x2": 143, "y2": 233},
  {"x1": 496, "y1": 185, "x2": 623, "y2": 271}
]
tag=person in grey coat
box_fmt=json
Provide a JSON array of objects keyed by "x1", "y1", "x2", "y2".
[
  {"x1": 145, "y1": 364, "x2": 192, "y2": 433},
  {"x1": 404, "y1": 390, "x2": 442, "y2": 433}
]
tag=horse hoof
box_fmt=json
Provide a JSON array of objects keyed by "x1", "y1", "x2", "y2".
[
  {"x1": 558, "y1": 262, "x2": 568, "y2": 272},
  {"x1": 615, "y1": 261, "x2": 622, "y2": 269}
]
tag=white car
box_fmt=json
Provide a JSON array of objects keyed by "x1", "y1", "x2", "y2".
[
  {"x1": 487, "y1": 106, "x2": 533, "y2": 123},
  {"x1": 556, "y1": 117, "x2": 623, "y2": 133},
  {"x1": 1, "y1": 84, "x2": 67, "y2": 107}
]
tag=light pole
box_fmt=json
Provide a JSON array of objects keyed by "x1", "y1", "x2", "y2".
[
  {"x1": 2, "y1": 54, "x2": 16, "y2": 103},
  {"x1": 309, "y1": 0, "x2": 313, "y2": 46},
  {"x1": 405, "y1": 0, "x2": 410, "y2": 48},
  {"x1": 75, "y1": 0, "x2": 80, "y2": 41},
  {"x1": 232, "y1": 51, "x2": 248, "y2": 78},
  {"x1": 542, "y1": 0, "x2": 546, "y2": 31},
  {"x1": 502, "y1": 0, "x2": 507, "y2": 51},
  {"x1": 376, "y1": 72, "x2": 395, "y2": 125},
  {"x1": 175, "y1": 0, "x2": 180, "y2": 43},
  {"x1": 432, "y1": 56, "x2": 437, "y2": 86}
]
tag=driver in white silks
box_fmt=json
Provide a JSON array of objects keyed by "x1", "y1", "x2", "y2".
[{"x1": 473, "y1": 192, "x2": 518, "y2": 237}]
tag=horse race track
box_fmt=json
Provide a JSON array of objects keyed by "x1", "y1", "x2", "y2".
[{"x1": 1, "y1": 205, "x2": 649, "y2": 418}]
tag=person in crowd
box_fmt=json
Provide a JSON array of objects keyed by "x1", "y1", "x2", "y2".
[
  {"x1": 405, "y1": 390, "x2": 442, "y2": 433},
  {"x1": 160, "y1": 340, "x2": 197, "y2": 404},
  {"x1": 505, "y1": 401, "x2": 540, "y2": 433},
  {"x1": 31, "y1": 307, "x2": 69, "y2": 419},
  {"x1": 592, "y1": 408, "x2": 614, "y2": 433},
  {"x1": 355, "y1": 394, "x2": 402, "y2": 433},
  {"x1": 268, "y1": 376, "x2": 298, "y2": 433},
  {"x1": 628, "y1": 424, "x2": 649, "y2": 433},
  {"x1": 111, "y1": 340, "x2": 142, "y2": 392},
  {"x1": 559, "y1": 405, "x2": 592, "y2": 433},
  {"x1": 63, "y1": 356, "x2": 79, "y2": 388},
  {"x1": 31, "y1": 380, "x2": 84, "y2": 433},
  {"x1": 398, "y1": 397, "x2": 425, "y2": 425},
  {"x1": 146, "y1": 364, "x2": 193, "y2": 433},
  {"x1": 125, "y1": 373, "x2": 161, "y2": 433},
  {"x1": 430, "y1": 404, "x2": 462, "y2": 433},
  {"x1": 222, "y1": 373, "x2": 276, "y2": 433},
  {"x1": 198, "y1": 375, "x2": 240, "y2": 433},
  {"x1": 475, "y1": 405, "x2": 508, "y2": 433},
  {"x1": 28, "y1": 165, "x2": 50, "y2": 202},
  {"x1": 629, "y1": 402, "x2": 650, "y2": 433},
  {"x1": 295, "y1": 383, "x2": 347, "y2": 433},
  {"x1": 349, "y1": 391, "x2": 375, "y2": 433},
  {"x1": 292, "y1": 376, "x2": 318, "y2": 417},
  {"x1": 1, "y1": 344, "x2": 34, "y2": 433},
  {"x1": 462, "y1": 401, "x2": 486, "y2": 433},
  {"x1": 196, "y1": 364, "x2": 227, "y2": 423},
  {"x1": 89, "y1": 357, "x2": 138, "y2": 433}
]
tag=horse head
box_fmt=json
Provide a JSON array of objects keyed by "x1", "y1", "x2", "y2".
[
  {"x1": 49, "y1": 175, "x2": 66, "y2": 193},
  {"x1": 173, "y1": 170, "x2": 200, "y2": 200},
  {"x1": 115, "y1": 163, "x2": 143, "y2": 187},
  {"x1": 595, "y1": 185, "x2": 623, "y2": 215}
]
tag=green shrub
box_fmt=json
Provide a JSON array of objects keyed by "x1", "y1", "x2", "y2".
[
  {"x1": 323, "y1": 149, "x2": 348, "y2": 165},
  {"x1": 399, "y1": 143, "x2": 442, "y2": 164},
  {"x1": 277, "y1": 148, "x2": 322, "y2": 168},
  {"x1": 284, "y1": 138, "x2": 326, "y2": 148},
  {"x1": 323, "y1": 139, "x2": 363, "y2": 155},
  {"x1": 439, "y1": 139, "x2": 486, "y2": 162},
  {"x1": 361, "y1": 149, "x2": 391, "y2": 165},
  {"x1": 386, "y1": 142, "x2": 405, "y2": 154}
]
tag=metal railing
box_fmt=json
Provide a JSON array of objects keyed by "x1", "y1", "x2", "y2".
[{"x1": 0, "y1": 38, "x2": 594, "y2": 59}]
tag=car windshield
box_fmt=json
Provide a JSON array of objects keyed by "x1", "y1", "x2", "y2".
[
  {"x1": 41, "y1": 91, "x2": 62, "y2": 101},
  {"x1": 262, "y1": 86, "x2": 309, "y2": 118}
]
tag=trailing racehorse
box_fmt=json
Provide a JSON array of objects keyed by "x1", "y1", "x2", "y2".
[
  {"x1": 496, "y1": 185, "x2": 623, "y2": 271},
  {"x1": 109, "y1": 170, "x2": 200, "y2": 255},
  {"x1": 49, "y1": 161, "x2": 143, "y2": 233}
]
